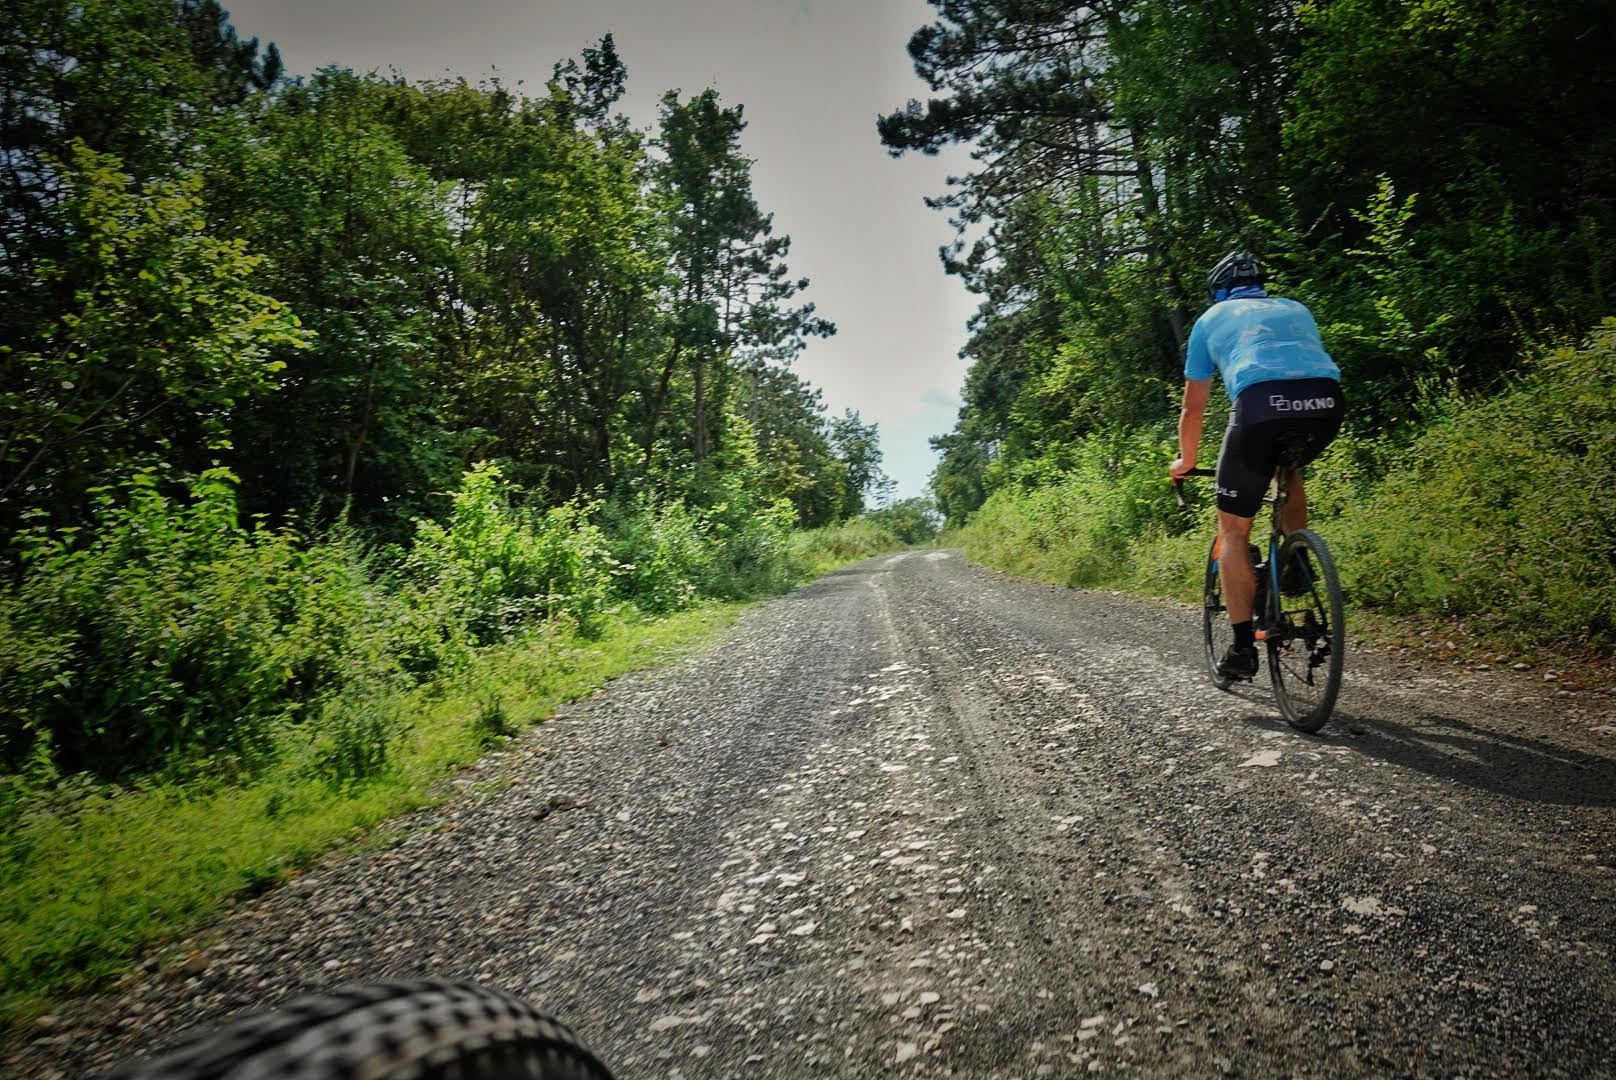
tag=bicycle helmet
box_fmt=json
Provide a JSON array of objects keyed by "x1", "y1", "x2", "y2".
[{"x1": 1206, "y1": 250, "x2": 1265, "y2": 303}]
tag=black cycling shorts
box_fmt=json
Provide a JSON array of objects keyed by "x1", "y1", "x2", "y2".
[{"x1": 1214, "y1": 378, "x2": 1345, "y2": 518}]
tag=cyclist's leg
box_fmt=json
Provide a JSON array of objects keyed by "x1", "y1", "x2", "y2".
[
  {"x1": 1217, "y1": 511, "x2": 1259, "y2": 621},
  {"x1": 1282, "y1": 469, "x2": 1308, "y2": 535},
  {"x1": 1213, "y1": 392, "x2": 1272, "y2": 625}
]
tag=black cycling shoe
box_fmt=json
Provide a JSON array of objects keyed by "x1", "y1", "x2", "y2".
[{"x1": 1218, "y1": 643, "x2": 1260, "y2": 680}]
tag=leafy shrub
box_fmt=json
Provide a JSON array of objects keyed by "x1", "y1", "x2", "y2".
[
  {"x1": 863, "y1": 497, "x2": 942, "y2": 545},
  {"x1": 405, "y1": 463, "x2": 613, "y2": 641},
  {"x1": 295, "y1": 689, "x2": 407, "y2": 785},
  {"x1": 693, "y1": 489, "x2": 798, "y2": 598},
  {"x1": 599, "y1": 493, "x2": 707, "y2": 614},
  {"x1": 957, "y1": 426, "x2": 1181, "y2": 587},
  {"x1": 787, "y1": 518, "x2": 905, "y2": 577},
  {"x1": 0, "y1": 469, "x2": 412, "y2": 779},
  {"x1": 692, "y1": 421, "x2": 803, "y2": 598},
  {"x1": 1325, "y1": 318, "x2": 1616, "y2": 641}
]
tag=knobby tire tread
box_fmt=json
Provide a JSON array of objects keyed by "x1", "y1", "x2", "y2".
[{"x1": 113, "y1": 980, "x2": 616, "y2": 1080}]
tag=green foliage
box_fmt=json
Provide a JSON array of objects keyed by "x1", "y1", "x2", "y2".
[
  {"x1": 406, "y1": 463, "x2": 612, "y2": 643},
  {"x1": 0, "y1": 144, "x2": 308, "y2": 536},
  {"x1": 954, "y1": 428, "x2": 1181, "y2": 588},
  {"x1": 786, "y1": 518, "x2": 907, "y2": 579},
  {"x1": 827, "y1": 409, "x2": 892, "y2": 518},
  {"x1": 602, "y1": 422, "x2": 810, "y2": 611},
  {"x1": 210, "y1": 69, "x2": 459, "y2": 539},
  {"x1": 1320, "y1": 320, "x2": 1616, "y2": 641},
  {"x1": 736, "y1": 364, "x2": 850, "y2": 528},
  {"x1": 864, "y1": 498, "x2": 942, "y2": 546},
  {"x1": 600, "y1": 494, "x2": 709, "y2": 614},
  {"x1": 678, "y1": 417, "x2": 802, "y2": 598},
  {"x1": 0, "y1": 468, "x2": 412, "y2": 779}
]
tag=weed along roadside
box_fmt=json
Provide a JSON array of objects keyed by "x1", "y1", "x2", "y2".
[{"x1": 0, "y1": 495, "x2": 911, "y2": 1036}]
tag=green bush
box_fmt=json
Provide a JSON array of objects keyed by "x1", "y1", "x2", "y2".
[
  {"x1": 957, "y1": 426, "x2": 1181, "y2": 587},
  {"x1": 863, "y1": 497, "x2": 942, "y2": 545},
  {"x1": 600, "y1": 493, "x2": 708, "y2": 614},
  {"x1": 787, "y1": 518, "x2": 904, "y2": 577},
  {"x1": 1324, "y1": 318, "x2": 1616, "y2": 640},
  {"x1": 405, "y1": 463, "x2": 613, "y2": 641},
  {"x1": 0, "y1": 469, "x2": 411, "y2": 779}
]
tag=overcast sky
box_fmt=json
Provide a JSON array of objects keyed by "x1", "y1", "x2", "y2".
[{"x1": 221, "y1": 0, "x2": 978, "y2": 502}]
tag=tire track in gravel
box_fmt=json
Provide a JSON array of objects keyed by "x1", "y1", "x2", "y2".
[
  {"x1": 876, "y1": 549, "x2": 1616, "y2": 1077},
  {"x1": 10, "y1": 549, "x2": 1616, "y2": 1080}
]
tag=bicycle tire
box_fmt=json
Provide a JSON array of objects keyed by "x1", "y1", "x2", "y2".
[
  {"x1": 114, "y1": 980, "x2": 617, "y2": 1080},
  {"x1": 1266, "y1": 529, "x2": 1345, "y2": 733},
  {"x1": 1201, "y1": 535, "x2": 1235, "y2": 691}
]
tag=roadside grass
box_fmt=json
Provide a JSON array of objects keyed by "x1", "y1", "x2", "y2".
[
  {"x1": 787, "y1": 517, "x2": 910, "y2": 578},
  {"x1": 0, "y1": 602, "x2": 744, "y2": 1035},
  {"x1": 949, "y1": 515, "x2": 1616, "y2": 691}
]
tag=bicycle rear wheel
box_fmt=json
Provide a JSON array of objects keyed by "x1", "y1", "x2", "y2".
[
  {"x1": 116, "y1": 980, "x2": 616, "y2": 1080},
  {"x1": 1266, "y1": 529, "x2": 1345, "y2": 732},
  {"x1": 1201, "y1": 535, "x2": 1235, "y2": 691}
]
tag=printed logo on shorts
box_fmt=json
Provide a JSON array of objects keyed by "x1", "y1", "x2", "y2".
[
  {"x1": 1270, "y1": 394, "x2": 1336, "y2": 412},
  {"x1": 1215, "y1": 484, "x2": 1239, "y2": 500}
]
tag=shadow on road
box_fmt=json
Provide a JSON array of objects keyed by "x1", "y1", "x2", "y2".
[
  {"x1": 1229, "y1": 703, "x2": 1616, "y2": 808},
  {"x1": 1337, "y1": 708, "x2": 1615, "y2": 807}
]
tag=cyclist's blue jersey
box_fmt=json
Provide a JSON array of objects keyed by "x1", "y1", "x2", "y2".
[{"x1": 1184, "y1": 294, "x2": 1341, "y2": 401}]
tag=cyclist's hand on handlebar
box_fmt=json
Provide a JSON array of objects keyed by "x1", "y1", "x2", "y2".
[{"x1": 1169, "y1": 457, "x2": 1196, "y2": 481}]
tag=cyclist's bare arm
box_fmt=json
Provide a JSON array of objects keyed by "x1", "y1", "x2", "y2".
[{"x1": 1172, "y1": 377, "x2": 1213, "y2": 479}]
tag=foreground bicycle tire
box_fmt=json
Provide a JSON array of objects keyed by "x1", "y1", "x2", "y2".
[
  {"x1": 1201, "y1": 535, "x2": 1236, "y2": 691},
  {"x1": 115, "y1": 980, "x2": 616, "y2": 1080},
  {"x1": 1267, "y1": 529, "x2": 1345, "y2": 732}
]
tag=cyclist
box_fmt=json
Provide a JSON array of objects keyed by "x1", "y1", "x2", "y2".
[{"x1": 1168, "y1": 251, "x2": 1346, "y2": 679}]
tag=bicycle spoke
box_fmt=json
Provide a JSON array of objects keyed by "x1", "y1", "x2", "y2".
[{"x1": 1267, "y1": 530, "x2": 1345, "y2": 732}]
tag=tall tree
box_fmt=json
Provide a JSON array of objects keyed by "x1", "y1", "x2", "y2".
[
  {"x1": 644, "y1": 88, "x2": 831, "y2": 474},
  {"x1": 0, "y1": 0, "x2": 290, "y2": 542},
  {"x1": 735, "y1": 363, "x2": 848, "y2": 527},
  {"x1": 204, "y1": 69, "x2": 458, "y2": 537},
  {"x1": 881, "y1": 0, "x2": 1305, "y2": 515},
  {"x1": 828, "y1": 409, "x2": 891, "y2": 518},
  {"x1": 0, "y1": 146, "x2": 306, "y2": 537}
]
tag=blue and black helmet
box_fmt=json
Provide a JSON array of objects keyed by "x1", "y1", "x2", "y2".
[{"x1": 1206, "y1": 250, "x2": 1265, "y2": 304}]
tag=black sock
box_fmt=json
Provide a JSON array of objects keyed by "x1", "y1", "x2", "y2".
[{"x1": 1233, "y1": 620, "x2": 1255, "y2": 649}]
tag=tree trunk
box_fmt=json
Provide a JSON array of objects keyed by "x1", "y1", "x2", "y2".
[
  {"x1": 693, "y1": 355, "x2": 707, "y2": 461},
  {"x1": 1130, "y1": 128, "x2": 1188, "y2": 350}
]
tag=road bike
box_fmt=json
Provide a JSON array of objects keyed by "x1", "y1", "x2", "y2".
[
  {"x1": 1174, "y1": 466, "x2": 1345, "y2": 732},
  {"x1": 115, "y1": 980, "x2": 617, "y2": 1080}
]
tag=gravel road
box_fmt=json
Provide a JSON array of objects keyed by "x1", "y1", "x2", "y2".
[{"x1": 12, "y1": 550, "x2": 1616, "y2": 1079}]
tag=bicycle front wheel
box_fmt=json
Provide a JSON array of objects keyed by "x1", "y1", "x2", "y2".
[
  {"x1": 1201, "y1": 534, "x2": 1235, "y2": 691},
  {"x1": 1266, "y1": 528, "x2": 1345, "y2": 732},
  {"x1": 117, "y1": 980, "x2": 617, "y2": 1080}
]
